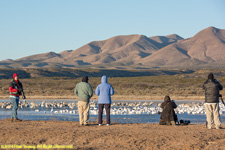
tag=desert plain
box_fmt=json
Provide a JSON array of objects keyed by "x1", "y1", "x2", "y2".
[{"x1": 1, "y1": 69, "x2": 225, "y2": 149}]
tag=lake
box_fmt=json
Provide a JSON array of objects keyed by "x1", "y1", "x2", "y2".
[{"x1": 1, "y1": 99, "x2": 225, "y2": 124}]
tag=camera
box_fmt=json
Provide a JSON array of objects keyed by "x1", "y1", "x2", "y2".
[{"x1": 180, "y1": 120, "x2": 190, "y2": 125}]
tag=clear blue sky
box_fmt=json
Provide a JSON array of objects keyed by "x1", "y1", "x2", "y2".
[{"x1": 0, "y1": 0, "x2": 225, "y2": 61}]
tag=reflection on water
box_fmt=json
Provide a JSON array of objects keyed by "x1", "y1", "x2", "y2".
[{"x1": 1, "y1": 99, "x2": 225, "y2": 124}]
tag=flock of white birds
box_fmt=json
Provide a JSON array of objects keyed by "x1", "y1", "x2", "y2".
[{"x1": 1, "y1": 100, "x2": 225, "y2": 116}]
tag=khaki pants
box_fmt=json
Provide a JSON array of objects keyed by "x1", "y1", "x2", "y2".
[
  {"x1": 205, "y1": 103, "x2": 221, "y2": 129},
  {"x1": 78, "y1": 101, "x2": 89, "y2": 125},
  {"x1": 170, "y1": 121, "x2": 176, "y2": 125}
]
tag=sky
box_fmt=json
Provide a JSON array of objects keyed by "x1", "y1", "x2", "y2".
[{"x1": 0, "y1": 0, "x2": 225, "y2": 61}]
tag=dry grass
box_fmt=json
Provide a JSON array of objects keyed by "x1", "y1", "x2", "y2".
[{"x1": 1, "y1": 70, "x2": 225, "y2": 100}]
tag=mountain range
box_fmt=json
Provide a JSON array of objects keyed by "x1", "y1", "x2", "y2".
[{"x1": 1, "y1": 26, "x2": 225, "y2": 69}]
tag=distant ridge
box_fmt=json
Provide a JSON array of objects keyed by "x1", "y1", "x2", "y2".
[
  {"x1": 1, "y1": 59, "x2": 13, "y2": 62},
  {"x1": 0, "y1": 26, "x2": 225, "y2": 69},
  {"x1": 140, "y1": 26, "x2": 225, "y2": 68}
]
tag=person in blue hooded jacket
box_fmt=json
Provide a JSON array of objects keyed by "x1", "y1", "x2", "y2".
[{"x1": 95, "y1": 75, "x2": 114, "y2": 126}]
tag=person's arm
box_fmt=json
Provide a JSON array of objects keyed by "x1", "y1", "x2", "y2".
[
  {"x1": 20, "y1": 82, "x2": 26, "y2": 99},
  {"x1": 110, "y1": 85, "x2": 114, "y2": 96},
  {"x1": 9, "y1": 82, "x2": 18, "y2": 94},
  {"x1": 203, "y1": 82, "x2": 206, "y2": 90},
  {"x1": 172, "y1": 101, "x2": 177, "y2": 108},
  {"x1": 95, "y1": 85, "x2": 100, "y2": 96},
  {"x1": 213, "y1": 79, "x2": 223, "y2": 90},
  {"x1": 9, "y1": 87, "x2": 17, "y2": 93},
  {"x1": 220, "y1": 95, "x2": 225, "y2": 106},
  {"x1": 19, "y1": 82, "x2": 23, "y2": 90},
  {"x1": 160, "y1": 102, "x2": 165, "y2": 109},
  {"x1": 88, "y1": 84, "x2": 93, "y2": 97},
  {"x1": 74, "y1": 85, "x2": 78, "y2": 96},
  {"x1": 218, "y1": 82, "x2": 223, "y2": 91}
]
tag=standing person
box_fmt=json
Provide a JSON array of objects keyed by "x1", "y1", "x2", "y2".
[
  {"x1": 95, "y1": 75, "x2": 114, "y2": 126},
  {"x1": 203, "y1": 73, "x2": 223, "y2": 129},
  {"x1": 74, "y1": 76, "x2": 93, "y2": 126},
  {"x1": 9, "y1": 73, "x2": 26, "y2": 122},
  {"x1": 159, "y1": 96, "x2": 177, "y2": 125}
]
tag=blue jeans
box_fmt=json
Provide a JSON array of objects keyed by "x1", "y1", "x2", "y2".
[{"x1": 10, "y1": 96, "x2": 19, "y2": 119}]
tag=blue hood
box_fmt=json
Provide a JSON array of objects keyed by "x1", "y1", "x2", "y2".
[
  {"x1": 95, "y1": 75, "x2": 114, "y2": 104},
  {"x1": 101, "y1": 75, "x2": 107, "y2": 83}
]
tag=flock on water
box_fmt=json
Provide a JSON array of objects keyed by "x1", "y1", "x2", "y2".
[{"x1": 1, "y1": 100, "x2": 225, "y2": 116}]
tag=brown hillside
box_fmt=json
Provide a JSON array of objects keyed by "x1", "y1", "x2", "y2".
[
  {"x1": 149, "y1": 34, "x2": 183, "y2": 48},
  {"x1": 187, "y1": 27, "x2": 225, "y2": 63},
  {"x1": 65, "y1": 35, "x2": 161, "y2": 65},
  {"x1": 0, "y1": 26, "x2": 224, "y2": 69},
  {"x1": 16, "y1": 52, "x2": 61, "y2": 61},
  {"x1": 141, "y1": 27, "x2": 225, "y2": 67}
]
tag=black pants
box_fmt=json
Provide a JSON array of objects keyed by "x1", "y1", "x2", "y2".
[{"x1": 98, "y1": 104, "x2": 111, "y2": 124}]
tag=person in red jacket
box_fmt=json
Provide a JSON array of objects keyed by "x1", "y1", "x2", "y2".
[{"x1": 9, "y1": 73, "x2": 26, "y2": 122}]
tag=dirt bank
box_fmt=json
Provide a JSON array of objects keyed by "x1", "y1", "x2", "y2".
[{"x1": 0, "y1": 119, "x2": 225, "y2": 149}]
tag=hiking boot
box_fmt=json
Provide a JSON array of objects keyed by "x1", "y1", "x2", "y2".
[{"x1": 13, "y1": 118, "x2": 22, "y2": 122}]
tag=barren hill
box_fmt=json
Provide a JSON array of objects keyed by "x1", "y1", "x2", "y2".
[
  {"x1": 149, "y1": 34, "x2": 183, "y2": 48},
  {"x1": 0, "y1": 26, "x2": 224, "y2": 69},
  {"x1": 141, "y1": 27, "x2": 225, "y2": 68}
]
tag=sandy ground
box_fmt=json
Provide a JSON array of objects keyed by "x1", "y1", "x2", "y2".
[{"x1": 1, "y1": 119, "x2": 225, "y2": 150}]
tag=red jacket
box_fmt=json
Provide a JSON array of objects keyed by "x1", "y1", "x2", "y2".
[{"x1": 9, "y1": 80, "x2": 22, "y2": 97}]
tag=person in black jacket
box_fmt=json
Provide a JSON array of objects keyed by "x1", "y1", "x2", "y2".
[
  {"x1": 203, "y1": 73, "x2": 223, "y2": 129},
  {"x1": 9, "y1": 73, "x2": 26, "y2": 122},
  {"x1": 159, "y1": 96, "x2": 177, "y2": 125}
]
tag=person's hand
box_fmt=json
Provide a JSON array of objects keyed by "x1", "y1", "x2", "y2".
[{"x1": 18, "y1": 88, "x2": 22, "y2": 93}]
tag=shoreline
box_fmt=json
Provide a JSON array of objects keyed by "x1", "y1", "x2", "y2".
[
  {"x1": 0, "y1": 118, "x2": 205, "y2": 125},
  {"x1": 0, "y1": 95, "x2": 205, "y2": 101}
]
